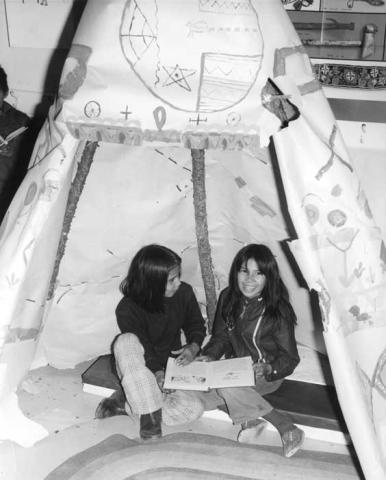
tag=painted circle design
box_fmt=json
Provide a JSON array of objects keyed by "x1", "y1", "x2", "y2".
[
  {"x1": 119, "y1": 0, "x2": 263, "y2": 112},
  {"x1": 305, "y1": 204, "x2": 319, "y2": 226},
  {"x1": 327, "y1": 209, "x2": 347, "y2": 228},
  {"x1": 226, "y1": 112, "x2": 241, "y2": 126},
  {"x1": 84, "y1": 101, "x2": 101, "y2": 119}
]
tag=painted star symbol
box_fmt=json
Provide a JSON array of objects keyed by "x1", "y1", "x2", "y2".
[{"x1": 162, "y1": 64, "x2": 196, "y2": 91}]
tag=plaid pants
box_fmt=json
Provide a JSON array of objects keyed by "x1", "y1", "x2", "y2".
[{"x1": 113, "y1": 333, "x2": 204, "y2": 425}]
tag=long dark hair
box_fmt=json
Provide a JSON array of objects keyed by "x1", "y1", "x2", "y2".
[
  {"x1": 0, "y1": 65, "x2": 9, "y2": 97},
  {"x1": 120, "y1": 244, "x2": 181, "y2": 313},
  {"x1": 223, "y1": 244, "x2": 296, "y2": 326}
]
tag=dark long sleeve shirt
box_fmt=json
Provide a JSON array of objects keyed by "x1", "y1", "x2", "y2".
[
  {"x1": 116, "y1": 282, "x2": 206, "y2": 373},
  {"x1": 0, "y1": 101, "x2": 29, "y2": 218}
]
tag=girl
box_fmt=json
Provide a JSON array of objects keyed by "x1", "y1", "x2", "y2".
[
  {"x1": 198, "y1": 243, "x2": 304, "y2": 458},
  {"x1": 96, "y1": 244, "x2": 206, "y2": 440}
]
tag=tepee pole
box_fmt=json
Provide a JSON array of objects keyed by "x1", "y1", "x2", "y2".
[
  {"x1": 46, "y1": 140, "x2": 99, "y2": 301},
  {"x1": 191, "y1": 148, "x2": 217, "y2": 331}
]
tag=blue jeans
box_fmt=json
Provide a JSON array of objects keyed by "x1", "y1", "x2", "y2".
[{"x1": 195, "y1": 377, "x2": 283, "y2": 425}]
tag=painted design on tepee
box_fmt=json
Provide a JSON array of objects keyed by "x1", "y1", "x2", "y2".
[
  {"x1": 119, "y1": 0, "x2": 264, "y2": 112},
  {"x1": 29, "y1": 113, "x2": 66, "y2": 169},
  {"x1": 273, "y1": 45, "x2": 321, "y2": 96},
  {"x1": 59, "y1": 44, "x2": 92, "y2": 101},
  {"x1": 39, "y1": 168, "x2": 60, "y2": 203},
  {"x1": 315, "y1": 125, "x2": 353, "y2": 180},
  {"x1": 356, "y1": 348, "x2": 386, "y2": 434},
  {"x1": 374, "y1": 348, "x2": 386, "y2": 399},
  {"x1": 84, "y1": 101, "x2": 101, "y2": 119},
  {"x1": 349, "y1": 305, "x2": 371, "y2": 324},
  {"x1": 199, "y1": 0, "x2": 253, "y2": 15},
  {"x1": 30, "y1": 43, "x2": 92, "y2": 169}
]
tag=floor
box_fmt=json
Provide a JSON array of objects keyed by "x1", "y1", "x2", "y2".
[{"x1": 0, "y1": 359, "x2": 364, "y2": 480}]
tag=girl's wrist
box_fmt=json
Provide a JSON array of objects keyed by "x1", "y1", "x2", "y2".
[{"x1": 188, "y1": 342, "x2": 200, "y2": 355}]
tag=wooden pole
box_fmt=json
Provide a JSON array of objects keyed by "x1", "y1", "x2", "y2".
[
  {"x1": 47, "y1": 140, "x2": 99, "y2": 301},
  {"x1": 191, "y1": 148, "x2": 217, "y2": 331}
]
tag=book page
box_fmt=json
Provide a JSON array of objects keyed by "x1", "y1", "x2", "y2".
[
  {"x1": 210, "y1": 356, "x2": 255, "y2": 389},
  {"x1": 163, "y1": 356, "x2": 255, "y2": 391},
  {"x1": 163, "y1": 357, "x2": 211, "y2": 391}
]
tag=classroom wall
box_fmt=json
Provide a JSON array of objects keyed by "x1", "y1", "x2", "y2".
[{"x1": 0, "y1": 0, "x2": 84, "y2": 118}]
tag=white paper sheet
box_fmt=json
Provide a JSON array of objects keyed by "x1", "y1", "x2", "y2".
[{"x1": 164, "y1": 356, "x2": 254, "y2": 391}]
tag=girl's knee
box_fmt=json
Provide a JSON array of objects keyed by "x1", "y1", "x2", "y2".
[
  {"x1": 113, "y1": 333, "x2": 144, "y2": 358},
  {"x1": 162, "y1": 392, "x2": 204, "y2": 426}
]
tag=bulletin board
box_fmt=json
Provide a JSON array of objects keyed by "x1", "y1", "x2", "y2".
[
  {"x1": 282, "y1": 0, "x2": 386, "y2": 89},
  {"x1": 287, "y1": 11, "x2": 386, "y2": 62},
  {"x1": 4, "y1": 0, "x2": 85, "y2": 49}
]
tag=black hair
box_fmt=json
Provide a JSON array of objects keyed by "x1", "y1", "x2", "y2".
[
  {"x1": 223, "y1": 243, "x2": 296, "y2": 327},
  {"x1": 120, "y1": 244, "x2": 181, "y2": 313},
  {"x1": 0, "y1": 65, "x2": 9, "y2": 97}
]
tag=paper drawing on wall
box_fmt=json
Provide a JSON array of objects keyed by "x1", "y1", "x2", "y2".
[
  {"x1": 119, "y1": 0, "x2": 264, "y2": 112},
  {"x1": 4, "y1": 0, "x2": 84, "y2": 49}
]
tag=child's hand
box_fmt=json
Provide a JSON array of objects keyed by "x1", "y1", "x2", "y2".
[
  {"x1": 154, "y1": 370, "x2": 174, "y2": 393},
  {"x1": 195, "y1": 355, "x2": 214, "y2": 362},
  {"x1": 175, "y1": 343, "x2": 200, "y2": 366},
  {"x1": 253, "y1": 362, "x2": 272, "y2": 379}
]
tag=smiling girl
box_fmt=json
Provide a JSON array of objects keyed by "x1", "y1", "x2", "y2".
[{"x1": 198, "y1": 243, "x2": 304, "y2": 458}]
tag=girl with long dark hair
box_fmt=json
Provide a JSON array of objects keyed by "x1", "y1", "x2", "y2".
[
  {"x1": 96, "y1": 244, "x2": 206, "y2": 440},
  {"x1": 199, "y1": 243, "x2": 304, "y2": 457}
]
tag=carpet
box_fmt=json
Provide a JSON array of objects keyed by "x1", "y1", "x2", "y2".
[{"x1": 44, "y1": 432, "x2": 361, "y2": 480}]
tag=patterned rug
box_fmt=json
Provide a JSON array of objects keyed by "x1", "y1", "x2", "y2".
[{"x1": 44, "y1": 432, "x2": 361, "y2": 480}]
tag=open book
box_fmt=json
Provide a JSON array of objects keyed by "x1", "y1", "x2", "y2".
[
  {"x1": 0, "y1": 126, "x2": 28, "y2": 147},
  {"x1": 163, "y1": 356, "x2": 254, "y2": 391}
]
